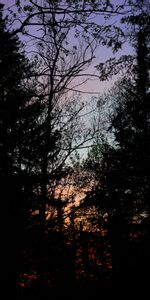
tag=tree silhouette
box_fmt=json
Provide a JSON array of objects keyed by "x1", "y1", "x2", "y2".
[
  {"x1": 0, "y1": 4, "x2": 44, "y2": 294},
  {"x1": 83, "y1": 6, "x2": 150, "y2": 291},
  {"x1": 1, "y1": 0, "x2": 150, "y2": 297},
  {"x1": 98, "y1": 11, "x2": 150, "y2": 288}
]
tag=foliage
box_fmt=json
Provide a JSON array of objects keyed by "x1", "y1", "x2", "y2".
[{"x1": 1, "y1": 0, "x2": 150, "y2": 296}]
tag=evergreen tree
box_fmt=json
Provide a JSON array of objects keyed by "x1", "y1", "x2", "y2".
[
  {"x1": 98, "y1": 12, "x2": 150, "y2": 286},
  {"x1": 85, "y1": 10, "x2": 150, "y2": 287},
  {"x1": 110, "y1": 12, "x2": 150, "y2": 215},
  {"x1": 0, "y1": 4, "x2": 44, "y2": 292}
]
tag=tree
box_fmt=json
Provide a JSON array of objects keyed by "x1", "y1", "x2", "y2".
[
  {"x1": 2, "y1": 0, "x2": 132, "y2": 88},
  {"x1": 110, "y1": 11, "x2": 150, "y2": 213},
  {"x1": 2, "y1": 0, "x2": 150, "y2": 293},
  {"x1": 0, "y1": 4, "x2": 45, "y2": 292},
  {"x1": 27, "y1": 10, "x2": 101, "y2": 288},
  {"x1": 96, "y1": 11, "x2": 150, "y2": 284},
  {"x1": 82, "y1": 5, "x2": 150, "y2": 286}
]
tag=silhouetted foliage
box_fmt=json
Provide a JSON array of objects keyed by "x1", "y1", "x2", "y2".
[
  {"x1": 1, "y1": 1, "x2": 150, "y2": 298},
  {"x1": 110, "y1": 15, "x2": 149, "y2": 288},
  {"x1": 83, "y1": 7, "x2": 150, "y2": 291},
  {"x1": 0, "y1": 4, "x2": 44, "y2": 293}
]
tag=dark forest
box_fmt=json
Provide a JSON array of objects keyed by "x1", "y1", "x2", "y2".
[{"x1": 0, "y1": 0, "x2": 150, "y2": 298}]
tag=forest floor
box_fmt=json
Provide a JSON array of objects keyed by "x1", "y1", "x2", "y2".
[{"x1": 14, "y1": 219, "x2": 150, "y2": 299}]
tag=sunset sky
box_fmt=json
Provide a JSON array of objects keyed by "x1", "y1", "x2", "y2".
[
  {"x1": 1, "y1": 0, "x2": 135, "y2": 160},
  {"x1": 1, "y1": 0, "x2": 134, "y2": 96}
]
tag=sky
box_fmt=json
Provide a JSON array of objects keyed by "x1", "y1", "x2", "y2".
[
  {"x1": 1, "y1": 0, "x2": 135, "y2": 159},
  {"x1": 1, "y1": 0, "x2": 134, "y2": 96}
]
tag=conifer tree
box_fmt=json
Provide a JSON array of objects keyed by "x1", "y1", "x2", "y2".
[
  {"x1": 0, "y1": 4, "x2": 44, "y2": 291},
  {"x1": 99, "y1": 12, "x2": 150, "y2": 282}
]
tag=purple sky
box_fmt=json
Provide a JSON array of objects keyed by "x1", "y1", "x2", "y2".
[{"x1": 1, "y1": 0, "x2": 134, "y2": 96}]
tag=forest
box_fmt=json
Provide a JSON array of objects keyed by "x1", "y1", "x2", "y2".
[{"x1": 0, "y1": 0, "x2": 150, "y2": 298}]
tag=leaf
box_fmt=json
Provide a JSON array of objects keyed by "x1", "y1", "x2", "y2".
[{"x1": 16, "y1": 0, "x2": 20, "y2": 6}]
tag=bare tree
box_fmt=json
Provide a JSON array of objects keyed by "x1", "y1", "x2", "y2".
[{"x1": 23, "y1": 9, "x2": 100, "y2": 287}]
